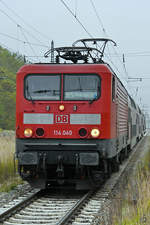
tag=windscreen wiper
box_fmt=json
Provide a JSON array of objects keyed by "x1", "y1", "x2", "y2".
[
  {"x1": 33, "y1": 89, "x2": 52, "y2": 93},
  {"x1": 89, "y1": 93, "x2": 98, "y2": 104},
  {"x1": 89, "y1": 97, "x2": 97, "y2": 104},
  {"x1": 33, "y1": 90, "x2": 59, "y2": 96}
]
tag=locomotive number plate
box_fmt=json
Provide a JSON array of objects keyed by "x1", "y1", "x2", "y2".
[
  {"x1": 55, "y1": 115, "x2": 69, "y2": 123},
  {"x1": 54, "y1": 130, "x2": 72, "y2": 136}
]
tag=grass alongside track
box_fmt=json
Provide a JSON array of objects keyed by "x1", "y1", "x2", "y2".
[
  {"x1": 0, "y1": 132, "x2": 23, "y2": 192},
  {"x1": 112, "y1": 137, "x2": 150, "y2": 225}
]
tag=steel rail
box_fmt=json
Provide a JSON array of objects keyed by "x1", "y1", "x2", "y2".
[
  {"x1": 0, "y1": 189, "x2": 41, "y2": 223},
  {"x1": 56, "y1": 190, "x2": 93, "y2": 225}
]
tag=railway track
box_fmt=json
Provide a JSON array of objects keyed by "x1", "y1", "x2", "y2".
[
  {"x1": 0, "y1": 188, "x2": 92, "y2": 225},
  {"x1": 0, "y1": 135, "x2": 148, "y2": 225}
]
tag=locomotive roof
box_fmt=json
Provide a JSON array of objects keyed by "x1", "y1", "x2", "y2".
[{"x1": 17, "y1": 62, "x2": 112, "y2": 74}]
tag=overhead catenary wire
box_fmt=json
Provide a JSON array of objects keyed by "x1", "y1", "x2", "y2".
[
  {"x1": 0, "y1": 0, "x2": 52, "y2": 62},
  {"x1": 0, "y1": 0, "x2": 128, "y2": 78},
  {"x1": 0, "y1": 32, "x2": 49, "y2": 48},
  {"x1": 60, "y1": 0, "x2": 124, "y2": 77},
  {"x1": 60, "y1": 0, "x2": 93, "y2": 38},
  {"x1": 0, "y1": 6, "x2": 49, "y2": 62},
  {"x1": 0, "y1": 7, "x2": 48, "y2": 49},
  {"x1": 74, "y1": 0, "x2": 78, "y2": 18},
  {"x1": 0, "y1": 0, "x2": 51, "y2": 41},
  {"x1": 19, "y1": 26, "x2": 38, "y2": 61},
  {"x1": 88, "y1": 0, "x2": 130, "y2": 82},
  {"x1": 112, "y1": 52, "x2": 150, "y2": 57},
  {"x1": 86, "y1": 1, "x2": 127, "y2": 81},
  {"x1": 0, "y1": 8, "x2": 18, "y2": 26},
  {"x1": 89, "y1": 0, "x2": 107, "y2": 37},
  {"x1": 88, "y1": 1, "x2": 143, "y2": 104},
  {"x1": 17, "y1": 25, "x2": 48, "y2": 48}
]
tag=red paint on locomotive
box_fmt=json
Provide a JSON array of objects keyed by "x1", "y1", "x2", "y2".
[{"x1": 16, "y1": 64, "x2": 119, "y2": 140}]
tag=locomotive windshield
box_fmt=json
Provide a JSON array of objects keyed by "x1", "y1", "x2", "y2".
[
  {"x1": 64, "y1": 74, "x2": 100, "y2": 101},
  {"x1": 25, "y1": 74, "x2": 61, "y2": 100},
  {"x1": 24, "y1": 73, "x2": 100, "y2": 101}
]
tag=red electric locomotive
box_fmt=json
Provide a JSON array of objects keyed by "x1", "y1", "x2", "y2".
[{"x1": 16, "y1": 38, "x2": 145, "y2": 189}]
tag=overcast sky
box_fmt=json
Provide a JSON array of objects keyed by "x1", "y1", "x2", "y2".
[{"x1": 0, "y1": 0, "x2": 150, "y2": 114}]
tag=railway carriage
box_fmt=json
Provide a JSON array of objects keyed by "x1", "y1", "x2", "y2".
[{"x1": 16, "y1": 38, "x2": 146, "y2": 189}]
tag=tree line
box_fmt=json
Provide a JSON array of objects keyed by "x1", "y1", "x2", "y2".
[{"x1": 0, "y1": 46, "x2": 24, "y2": 130}]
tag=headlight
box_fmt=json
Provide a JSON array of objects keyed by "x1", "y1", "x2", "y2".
[
  {"x1": 24, "y1": 128, "x2": 33, "y2": 138},
  {"x1": 59, "y1": 105, "x2": 65, "y2": 111},
  {"x1": 91, "y1": 128, "x2": 100, "y2": 138}
]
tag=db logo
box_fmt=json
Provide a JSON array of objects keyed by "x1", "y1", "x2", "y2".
[{"x1": 55, "y1": 115, "x2": 69, "y2": 123}]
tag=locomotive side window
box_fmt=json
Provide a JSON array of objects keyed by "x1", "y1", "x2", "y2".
[
  {"x1": 24, "y1": 74, "x2": 61, "y2": 100},
  {"x1": 63, "y1": 74, "x2": 100, "y2": 101}
]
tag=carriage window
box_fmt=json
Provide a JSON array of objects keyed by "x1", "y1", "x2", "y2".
[
  {"x1": 64, "y1": 74, "x2": 101, "y2": 101},
  {"x1": 25, "y1": 74, "x2": 61, "y2": 100}
]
